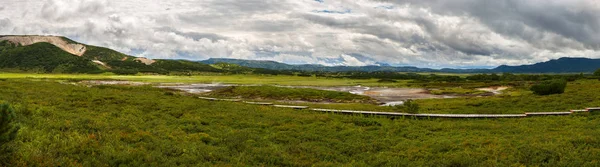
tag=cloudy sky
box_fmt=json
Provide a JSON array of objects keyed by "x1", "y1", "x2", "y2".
[{"x1": 1, "y1": 0, "x2": 599, "y2": 68}]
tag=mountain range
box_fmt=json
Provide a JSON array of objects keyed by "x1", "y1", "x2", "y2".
[
  {"x1": 1, "y1": 35, "x2": 598, "y2": 74},
  {"x1": 201, "y1": 57, "x2": 600, "y2": 73}
]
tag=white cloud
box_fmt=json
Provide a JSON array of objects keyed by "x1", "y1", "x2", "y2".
[{"x1": 0, "y1": 0, "x2": 599, "y2": 68}]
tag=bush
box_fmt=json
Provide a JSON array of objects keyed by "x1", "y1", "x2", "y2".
[
  {"x1": 594, "y1": 68, "x2": 600, "y2": 76},
  {"x1": 394, "y1": 99, "x2": 420, "y2": 114},
  {"x1": 111, "y1": 69, "x2": 139, "y2": 75},
  {"x1": 530, "y1": 79, "x2": 567, "y2": 95},
  {"x1": 0, "y1": 103, "x2": 19, "y2": 146},
  {"x1": 377, "y1": 79, "x2": 397, "y2": 83}
]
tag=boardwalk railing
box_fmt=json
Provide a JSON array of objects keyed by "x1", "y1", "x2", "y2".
[{"x1": 198, "y1": 97, "x2": 598, "y2": 119}]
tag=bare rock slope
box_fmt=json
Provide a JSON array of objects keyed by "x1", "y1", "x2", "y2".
[{"x1": 0, "y1": 36, "x2": 87, "y2": 56}]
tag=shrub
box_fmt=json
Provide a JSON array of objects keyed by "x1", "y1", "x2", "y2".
[
  {"x1": 111, "y1": 69, "x2": 139, "y2": 75},
  {"x1": 0, "y1": 103, "x2": 19, "y2": 146},
  {"x1": 377, "y1": 79, "x2": 397, "y2": 83},
  {"x1": 530, "y1": 79, "x2": 567, "y2": 95},
  {"x1": 394, "y1": 99, "x2": 420, "y2": 114},
  {"x1": 594, "y1": 68, "x2": 600, "y2": 76}
]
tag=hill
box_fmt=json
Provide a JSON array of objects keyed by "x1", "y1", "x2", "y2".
[
  {"x1": 493, "y1": 57, "x2": 600, "y2": 73},
  {"x1": 0, "y1": 41, "x2": 101, "y2": 73},
  {"x1": 0, "y1": 35, "x2": 223, "y2": 74}
]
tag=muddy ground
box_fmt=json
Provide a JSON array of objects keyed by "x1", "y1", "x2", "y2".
[{"x1": 79, "y1": 81, "x2": 506, "y2": 106}]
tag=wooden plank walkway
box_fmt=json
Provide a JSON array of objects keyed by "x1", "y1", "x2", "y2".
[
  {"x1": 219, "y1": 99, "x2": 242, "y2": 102},
  {"x1": 571, "y1": 109, "x2": 588, "y2": 113},
  {"x1": 586, "y1": 107, "x2": 600, "y2": 112},
  {"x1": 243, "y1": 101, "x2": 274, "y2": 105},
  {"x1": 311, "y1": 109, "x2": 527, "y2": 118},
  {"x1": 273, "y1": 105, "x2": 309, "y2": 109},
  {"x1": 413, "y1": 113, "x2": 527, "y2": 118},
  {"x1": 198, "y1": 97, "x2": 218, "y2": 100},
  {"x1": 311, "y1": 108, "x2": 413, "y2": 116},
  {"x1": 198, "y1": 96, "x2": 590, "y2": 119},
  {"x1": 525, "y1": 112, "x2": 572, "y2": 116},
  {"x1": 199, "y1": 97, "x2": 241, "y2": 102}
]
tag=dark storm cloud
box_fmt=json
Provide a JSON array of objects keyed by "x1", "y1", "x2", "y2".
[{"x1": 381, "y1": 0, "x2": 600, "y2": 49}]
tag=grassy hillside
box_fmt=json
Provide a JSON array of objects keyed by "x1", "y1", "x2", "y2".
[
  {"x1": 82, "y1": 45, "x2": 133, "y2": 62},
  {"x1": 0, "y1": 79, "x2": 599, "y2": 166},
  {"x1": 0, "y1": 37, "x2": 225, "y2": 74},
  {"x1": 0, "y1": 41, "x2": 101, "y2": 73},
  {"x1": 207, "y1": 85, "x2": 376, "y2": 103}
]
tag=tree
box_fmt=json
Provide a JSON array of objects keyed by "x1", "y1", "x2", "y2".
[
  {"x1": 594, "y1": 68, "x2": 600, "y2": 76},
  {"x1": 0, "y1": 103, "x2": 19, "y2": 146}
]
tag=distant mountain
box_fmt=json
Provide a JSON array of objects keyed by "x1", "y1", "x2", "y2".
[
  {"x1": 201, "y1": 57, "x2": 600, "y2": 73},
  {"x1": 201, "y1": 58, "x2": 489, "y2": 73},
  {"x1": 493, "y1": 57, "x2": 600, "y2": 73},
  {"x1": 201, "y1": 58, "x2": 454, "y2": 72}
]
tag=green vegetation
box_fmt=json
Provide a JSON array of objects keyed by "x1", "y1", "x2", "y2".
[
  {"x1": 530, "y1": 79, "x2": 567, "y2": 95},
  {"x1": 1, "y1": 79, "x2": 600, "y2": 166},
  {"x1": 429, "y1": 87, "x2": 489, "y2": 95},
  {"x1": 82, "y1": 45, "x2": 132, "y2": 62},
  {"x1": 394, "y1": 100, "x2": 420, "y2": 114},
  {"x1": 208, "y1": 85, "x2": 376, "y2": 103},
  {"x1": 415, "y1": 80, "x2": 599, "y2": 114},
  {"x1": 150, "y1": 60, "x2": 222, "y2": 73},
  {"x1": 0, "y1": 73, "x2": 411, "y2": 86},
  {"x1": 0, "y1": 103, "x2": 19, "y2": 145},
  {"x1": 0, "y1": 42, "x2": 102, "y2": 73},
  {"x1": 377, "y1": 78, "x2": 397, "y2": 83}
]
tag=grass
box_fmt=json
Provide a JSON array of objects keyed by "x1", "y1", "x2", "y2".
[
  {"x1": 206, "y1": 85, "x2": 376, "y2": 103},
  {"x1": 0, "y1": 73, "x2": 412, "y2": 87},
  {"x1": 429, "y1": 87, "x2": 489, "y2": 95},
  {"x1": 1, "y1": 79, "x2": 600, "y2": 166},
  {"x1": 232, "y1": 80, "x2": 600, "y2": 115},
  {"x1": 416, "y1": 80, "x2": 600, "y2": 114}
]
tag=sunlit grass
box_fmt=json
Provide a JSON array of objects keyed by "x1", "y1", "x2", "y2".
[{"x1": 0, "y1": 73, "x2": 413, "y2": 87}]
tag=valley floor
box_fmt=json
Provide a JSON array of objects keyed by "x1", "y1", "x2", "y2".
[{"x1": 1, "y1": 75, "x2": 600, "y2": 166}]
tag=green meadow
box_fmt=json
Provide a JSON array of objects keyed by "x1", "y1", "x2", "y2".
[
  {"x1": 1, "y1": 74, "x2": 600, "y2": 166},
  {"x1": 0, "y1": 73, "x2": 410, "y2": 87}
]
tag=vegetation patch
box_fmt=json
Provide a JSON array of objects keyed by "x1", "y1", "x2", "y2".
[
  {"x1": 530, "y1": 79, "x2": 567, "y2": 95},
  {"x1": 0, "y1": 80, "x2": 599, "y2": 166},
  {"x1": 429, "y1": 87, "x2": 490, "y2": 96},
  {"x1": 207, "y1": 85, "x2": 377, "y2": 103},
  {"x1": 0, "y1": 103, "x2": 19, "y2": 145}
]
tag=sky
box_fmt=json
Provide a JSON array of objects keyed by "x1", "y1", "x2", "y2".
[{"x1": 0, "y1": 0, "x2": 599, "y2": 68}]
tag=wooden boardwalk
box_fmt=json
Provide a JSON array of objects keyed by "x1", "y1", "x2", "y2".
[
  {"x1": 273, "y1": 105, "x2": 309, "y2": 109},
  {"x1": 525, "y1": 112, "x2": 572, "y2": 116},
  {"x1": 198, "y1": 96, "x2": 594, "y2": 119},
  {"x1": 586, "y1": 107, "x2": 600, "y2": 112},
  {"x1": 243, "y1": 101, "x2": 274, "y2": 105}
]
